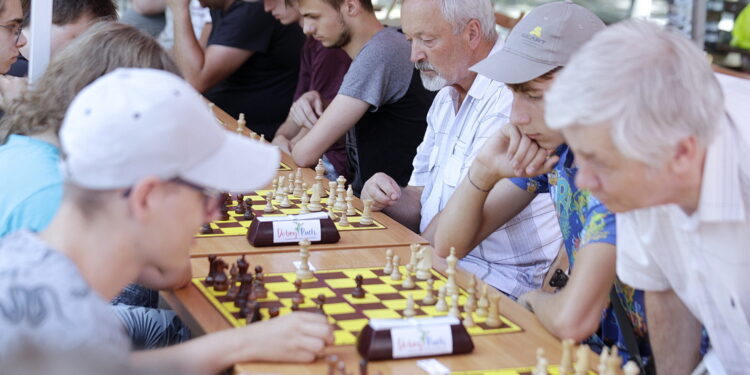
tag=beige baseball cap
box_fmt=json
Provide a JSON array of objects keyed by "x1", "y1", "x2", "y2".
[
  {"x1": 471, "y1": 0, "x2": 605, "y2": 84},
  {"x1": 60, "y1": 68, "x2": 279, "y2": 192}
]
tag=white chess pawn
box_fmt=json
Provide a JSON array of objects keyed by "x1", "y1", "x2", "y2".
[
  {"x1": 346, "y1": 186, "x2": 357, "y2": 216},
  {"x1": 574, "y1": 345, "x2": 590, "y2": 375},
  {"x1": 308, "y1": 184, "x2": 322, "y2": 212},
  {"x1": 403, "y1": 294, "x2": 416, "y2": 318},
  {"x1": 534, "y1": 348, "x2": 549, "y2": 375},
  {"x1": 338, "y1": 210, "x2": 350, "y2": 227},
  {"x1": 485, "y1": 293, "x2": 502, "y2": 328},
  {"x1": 435, "y1": 286, "x2": 448, "y2": 312},
  {"x1": 299, "y1": 202, "x2": 310, "y2": 214},
  {"x1": 296, "y1": 239, "x2": 313, "y2": 280},
  {"x1": 383, "y1": 248, "x2": 393, "y2": 274},
  {"x1": 421, "y1": 279, "x2": 436, "y2": 305},
  {"x1": 448, "y1": 293, "x2": 460, "y2": 318},
  {"x1": 327, "y1": 181, "x2": 337, "y2": 208},
  {"x1": 264, "y1": 192, "x2": 275, "y2": 213},
  {"x1": 279, "y1": 193, "x2": 292, "y2": 208},
  {"x1": 401, "y1": 264, "x2": 415, "y2": 289},
  {"x1": 445, "y1": 247, "x2": 458, "y2": 296},
  {"x1": 475, "y1": 284, "x2": 489, "y2": 317},
  {"x1": 463, "y1": 303, "x2": 476, "y2": 327},
  {"x1": 389, "y1": 255, "x2": 402, "y2": 281},
  {"x1": 465, "y1": 276, "x2": 477, "y2": 311},
  {"x1": 359, "y1": 199, "x2": 374, "y2": 226}
]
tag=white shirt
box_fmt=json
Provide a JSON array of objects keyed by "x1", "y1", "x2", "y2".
[
  {"x1": 616, "y1": 74, "x2": 750, "y2": 374},
  {"x1": 409, "y1": 40, "x2": 563, "y2": 298}
]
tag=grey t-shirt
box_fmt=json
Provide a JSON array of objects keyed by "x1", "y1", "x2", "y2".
[
  {"x1": 0, "y1": 230, "x2": 130, "y2": 359},
  {"x1": 338, "y1": 26, "x2": 412, "y2": 111}
]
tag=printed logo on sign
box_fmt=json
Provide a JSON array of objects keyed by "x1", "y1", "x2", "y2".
[
  {"x1": 391, "y1": 325, "x2": 453, "y2": 358},
  {"x1": 272, "y1": 220, "x2": 322, "y2": 243}
]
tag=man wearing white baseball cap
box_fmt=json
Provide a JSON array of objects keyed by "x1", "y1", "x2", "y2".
[
  {"x1": 0, "y1": 68, "x2": 333, "y2": 373},
  {"x1": 435, "y1": 1, "x2": 652, "y2": 370}
]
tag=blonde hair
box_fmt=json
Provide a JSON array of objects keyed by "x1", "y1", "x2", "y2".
[{"x1": 0, "y1": 21, "x2": 181, "y2": 144}]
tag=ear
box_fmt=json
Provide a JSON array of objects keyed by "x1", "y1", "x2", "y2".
[
  {"x1": 342, "y1": 0, "x2": 359, "y2": 17},
  {"x1": 465, "y1": 19, "x2": 482, "y2": 49},
  {"x1": 670, "y1": 136, "x2": 700, "y2": 175},
  {"x1": 126, "y1": 176, "x2": 163, "y2": 222}
]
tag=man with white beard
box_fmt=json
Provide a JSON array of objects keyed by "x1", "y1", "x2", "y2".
[{"x1": 360, "y1": 0, "x2": 562, "y2": 298}]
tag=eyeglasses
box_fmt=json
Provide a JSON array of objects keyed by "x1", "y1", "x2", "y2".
[
  {"x1": 122, "y1": 177, "x2": 223, "y2": 215},
  {"x1": 0, "y1": 23, "x2": 22, "y2": 45}
]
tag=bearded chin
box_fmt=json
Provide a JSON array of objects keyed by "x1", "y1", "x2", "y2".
[{"x1": 419, "y1": 71, "x2": 449, "y2": 91}]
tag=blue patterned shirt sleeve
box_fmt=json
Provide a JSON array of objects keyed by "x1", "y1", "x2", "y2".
[
  {"x1": 578, "y1": 194, "x2": 616, "y2": 247},
  {"x1": 509, "y1": 173, "x2": 550, "y2": 195}
]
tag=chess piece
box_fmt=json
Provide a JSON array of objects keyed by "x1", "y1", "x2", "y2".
[
  {"x1": 296, "y1": 239, "x2": 313, "y2": 280},
  {"x1": 446, "y1": 247, "x2": 458, "y2": 296},
  {"x1": 213, "y1": 259, "x2": 229, "y2": 292},
  {"x1": 597, "y1": 347, "x2": 609, "y2": 374},
  {"x1": 243, "y1": 200, "x2": 255, "y2": 221},
  {"x1": 316, "y1": 294, "x2": 326, "y2": 314},
  {"x1": 247, "y1": 300, "x2": 262, "y2": 323},
  {"x1": 200, "y1": 223, "x2": 213, "y2": 235},
  {"x1": 337, "y1": 361, "x2": 346, "y2": 375},
  {"x1": 236, "y1": 113, "x2": 246, "y2": 133},
  {"x1": 220, "y1": 204, "x2": 229, "y2": 221},
  {"x1": 383, "y1": 248, "x2": 393, "y2": 274},
  {"x1": 276, "y1": 176, "x2": 286, "y2": 197},
  {"x1": 287, "y1": 172, "x2": 295, "y2": 194},
  {"x1": 389, "y1": 255, "x2": 402, "y2": 281},
  {"x1": 205, "y1": 254, "x2": 217, "y2": 286},
  {"x1": 300, "y1": 202, "x2": 311, "y2": 214},
  {"x1": 409, "y1": 243, "x2": 420, "y2": 270},
  {"x1": 448, "y1": 293, "x2": 460, "y2": 318},
  {"x1": 485, "y1": 292, "x2": 501, "y2": 328},
  {"x1": 352, "y1": 274, "x2": 366, "y2": 298},
  {"x1": 292, "y1": 279, "x2": 304, "y2": 305},
  {"x1": 402, "y1": 294, "x2": 416, "y2": 318},
  {"x1": 606, "y1": 346, "x2": 622, "y2": 375},
  {"x1": 271, "y1": 177, "x2": 278, "y2": 198},
  {"x1": 328, "y1": 209, "x2": 338, "y2": 221},
  {"x1": 435, "y1": 286, "x2": 448, "y2": 312},
  {"x1": 401, "y1": 264, "x2": 415, "y2": 289},
  {"x1": 279, "y1": 193, "x2": 292, "y2": 208},
  {"x1": 421, "y1": 279, "x2": 436, "y2": 305},
  {"x1": 234, "y1": 198, "x2": 245, "y2": 214},
  {"x1": 333, "y1": 176, "x2": 347, "y2": 211},
  {"x1": 301, "y1": 191, "x2": 310, "y2": 206},
  {"x1": 346, "y1": 186, "x2": 356, "y2": 216},
  {"x1": 415, "y1": 245, "x2": 432, "y2": 280},
  {"x1": 574, "y1": 344, "x2": 590, "y2": 375},
  {"x1": 315, "y1": 159, "x2": 328, "y2": 198},
  {"x1": 560, "y1": 339, "x2": 574, "y2": 375},
  {"x1": 226, "y1": 264, "x2": 239, "y2": 300},
  {"x1": 327, "y1": 181, "x2": 337, "y2": 207},
  {"x1": 338, "y1": 210, "x2": 350, "y2": 227},
  {"x1": 623, "y1": 361, "x2": 640, "y2": 375},
  {"x1": 327, "y1": 355, "x2": 339, "y2": 375},
  {"x1": 264, "y1": 192, "x2": 275, "y2": 213},
  {"x1": 308, "y1": 183, "x2": 322, "y2": 212},
  {"x1": 359, "y1": 199, "x2": 374, "y2": 226},
  {"x1": 465, "y1": 275, "x2": 477, "y2": 311},
  {"x1": 475, "y1": 283, "x2": 489, "y2": 317},
  {"x1": 293, "y1": 169, "x2": 304, "y2": 197},
  {"x1": 291, "y1": 301, "x2": 300, "y2": 311},
  {"x1": 534, "y1": 348, "x2": 549, "y2": 375},
  {"x1": 269, "y1": 306, "x2": 280, "y2": 318},
  {"x1": 359, "y1": 359, "x2": 369, "y2": 375},
  {"x1": 463, "y1": 304, "x2": 476, "y2": 327}
]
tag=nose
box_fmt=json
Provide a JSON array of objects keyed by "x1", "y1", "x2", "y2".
[
  {"x1": 17, "y1": 31, "x2": 27, "y2": 48},
  {"x1": 510, "y1": 96, "x2": 531, "y2": 127},
  {"x1": 302, "y1": 21, "x2": 315, "y2": 36},
  {"x1": 410, "y1": 43, "x2": 426, "y2": 64},
  {"x1": 263, "y1": 0, "x2": 274, "y2": 12}
]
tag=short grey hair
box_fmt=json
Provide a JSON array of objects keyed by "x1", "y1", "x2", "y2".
[
  {"x1": 437, "y1": 0, "x2": 497, "y2": 41},
  {"x1": 545, "y1": 19, "x2": 723, "y2": 164}
]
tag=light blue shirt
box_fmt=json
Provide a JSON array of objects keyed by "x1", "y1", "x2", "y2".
[{"x1": 0, "y1": 135, "x2": 63, "y2": 237}]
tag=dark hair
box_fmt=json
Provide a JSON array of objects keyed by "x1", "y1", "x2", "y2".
[
  {"x1": 287, "y1": 0, "x2": 374, "y2": 13},
  {"x1": 506, "y1": 67, "x2": 562, "y2": 93},
  {"x1": 21, "y1": 0, "x2": 117, "y2": 26}
]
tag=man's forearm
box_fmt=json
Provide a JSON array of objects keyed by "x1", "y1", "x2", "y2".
[
  {"x1": 646, "y1": 290, "x2": 702, "y2": 373},
  {"x1": 382, "y1": 187, "x2": 422, "y2": 233},
  {"x1": 170, "y1": 5, "x2": 205, "y2": 90}
]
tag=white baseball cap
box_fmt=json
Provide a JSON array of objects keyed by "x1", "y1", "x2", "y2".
[{"x1": 60, "y1": 68, "x2": 280, "y2": 192}]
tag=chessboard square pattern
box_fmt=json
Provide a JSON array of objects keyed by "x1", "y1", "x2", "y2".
[
  {"x1": 196, "y1": 189, "x2": 386, "y2": 237},
  {"x1": 451, "y1": 366, "x2": 598, "y2": 374},
  {"x1": 192, "y1": 266, "x2": 523, "y2": 346}
]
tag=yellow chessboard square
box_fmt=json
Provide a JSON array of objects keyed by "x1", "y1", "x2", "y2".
[
  {"x1": 343, "y1": 269, "x2": 378, "y2": 279},
  {"x1": 334, "y1": 331, "x2": 357, "y2": 346},
  {"x1": 363, "y1": 309, "x2": 402, "y2": 319},
  {"x1": 343, "y1": 294, "x2": 380, "y2": 304},
  {"x1": 337, "y1": 319, "x2": 369, "y2": 332},
  {"x1": 325, "y1": 278, "x2": 356, "y2": 289},
  {"x1": 324, "y1": 303, "x2": 355, "y2": 315},
  {"x1": 381, "y1": 299, "x2": 408, "y2": 310},
  {"x1": 266, "y1": 282, "x2": 297, "y2": 293},
  {"x1": 362, "y1": 284, "x2": 398, "y2": 294},
  {"x1": 301, "y1": 288, "x2": 337, "y2": 299}
]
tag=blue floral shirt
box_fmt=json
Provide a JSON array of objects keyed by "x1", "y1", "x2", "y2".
[{"x1": 511, "y1": 145, "x2": 650, "y2": 362}]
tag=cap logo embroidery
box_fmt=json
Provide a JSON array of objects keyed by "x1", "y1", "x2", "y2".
[
  {"x1": 530, "y1": 26, "x2": 542, "y2": 38},
  {"x1": 521, "y1": 26, "x2": 546, "y2": 44}
]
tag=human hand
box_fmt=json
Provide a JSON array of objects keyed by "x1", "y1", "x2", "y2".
[
  {"x1": 0, "y1": 75, "x2": 27, "y2": 110},
  {"x1": 240, "y1": 312, "x2": 334, "y2": 363},
  {"x1": 361, "y1": 172, "x2": 401, "y2": 211},
  {"x1": 272, "y1": 134, "x2": 292, "y2": 153},
  {"x1": 516, "y1": 291, "x2": 536, "y2": 313},
  {"x1": 289, "y1": 91, "x2": 323, "y2": 129}
]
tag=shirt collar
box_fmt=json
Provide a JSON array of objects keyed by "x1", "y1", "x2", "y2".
[
  {"x1": 449, "y1": 38, "x2": 506, "y2": 106},
  {"x1": 696, "y1": 113, "x2": 745, "y2": 223}
]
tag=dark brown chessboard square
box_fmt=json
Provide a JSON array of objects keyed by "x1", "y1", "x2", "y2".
[
  {"x1": 315, "y1": 272, "x2": 348, "y2": 279},
  {"x1": 329, "y1": 311, "x2": 368, "y2": 321},
  {"x1": 354, "y1": 302, "x2": 387, "y2": 310},
  {"x1": 215, "y1": 222, "x2": 243, "y2": 228},
  {"x1": 361, "y1": 278, "x2": 383, "y2": 285},
  {"x1": 397, "y1": 308, "x2": 426, "y2": 316},
  {"x1": 273, "y1": 291, "x2": 299, "y2": 299},
  {"x1": 371, "y1": 270, "x2": 387, "y2": 277},
  {"x1": 392, "y1": 284, "x2": 421, "y2": 292},
  {"x1": 374, "y1": 293, "x2": 403, "y2": 300}
]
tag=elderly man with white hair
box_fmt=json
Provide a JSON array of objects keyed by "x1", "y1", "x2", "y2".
[
  {"x1": 360, "y1": 0, "x2": 562, "y2": 298},
  {"x1": 545, "y1": 19, "x2": 750, "y2": 374}
]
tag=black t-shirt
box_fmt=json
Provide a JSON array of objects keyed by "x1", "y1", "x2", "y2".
[{"x1": 205, "y1": 1, "x2": 304, "y2": 137}]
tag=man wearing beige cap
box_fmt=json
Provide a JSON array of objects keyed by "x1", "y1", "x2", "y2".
[
  {"x1": 435, "y1": 1, "x2": 652, "y2": 369},
  {"x1": 0, "y1": 68, "x2": 333, "y2": 373}
]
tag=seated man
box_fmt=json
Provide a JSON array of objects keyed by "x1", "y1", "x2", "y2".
[
  {"x1": 264, "y1": 0, "x2": 351, "y2": 179},
  {"x1": 0, "y1": 68, "x2": 333, "y2": 372},
  {"x1": 291, "y1": 0, "x2": 435, "y2": 194},
  {"x1": 169, "y1": 0, "x2": 305, "y2": 137},
  {"x1": 0, "y1": 0, "x2": 26, "y2": 110},
  {"x1": 360, "y1": 0, "x2": 561, "y2": 298},
  {"x1": 545, "y1": 19, "x2": 750, "y2": 374},
  {"x1": 10, "y1": 0, "x2": 118, "y2": 78},
  {"x1": 434, "y1": 2, "x2": 651, "y2": 367}
]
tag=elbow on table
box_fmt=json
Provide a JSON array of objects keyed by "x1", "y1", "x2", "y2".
[
  {"x1": 549, "y1": 307, "x2": 601, "y2": 342},
  {"x1": 291, "y1": 148, "x2": 318, "y2": 167}
]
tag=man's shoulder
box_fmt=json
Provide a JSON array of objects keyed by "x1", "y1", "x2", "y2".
[{"x1": 354, "y1": 27, "x2": 410, "y2": 66}]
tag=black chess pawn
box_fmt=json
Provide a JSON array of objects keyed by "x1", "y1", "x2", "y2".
[
  {"x1": 268, "y1": 306, "x2": 280, "y2": 318},
  {"x1": 220, "y1": 205, "x2": 229, "y2": 221},
  {"x1": 213, "y1": 259, "x2": 229, "y2": 292},
  {"x1": 205, "y1": 255, "x2": 217, "y2": 286},
  {"x1": 254, "y1": 265, "x2": 264, "y2": 278},
  {"x1": 200, "y1": 223, "x2": 213, "y2": 235},
  {"x1": 238, "y1": 303, "x2": 250, "y2": 319},
  {"x1": 226, "y1": 265, "x2": 239, "y2": 300},
  {"x1": 291, "y1": 301, "x2": 300, "y2": 311},
  {"x1": 236, "y1": 193, "x2": 244, "y2": 203},
  {"x1": 235, "y1": 200, "x2": 245, "y2": 214},
  {"x1": 316, "y1": 294, "x2": 326, "y2": 314},
  {"x1": 253, "y1": 279, "x2": 267, "y2": 299},
  {"x1": 247, "y1": 301, "x2": 262, "y2": 323},
  {"x1": 352, "y1": 274, "x2": 365, "y2": 298},
  {"x1": 243, "y1": 199, "x2": 255, "y2": 221}
]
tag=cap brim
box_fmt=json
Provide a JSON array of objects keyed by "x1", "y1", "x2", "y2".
[
  {"x1": 181, "y1": 132, "x2": 280, "y2": 193},
  {"x1": 470, "y1": 49, "x2": 558, "y2": 85}
]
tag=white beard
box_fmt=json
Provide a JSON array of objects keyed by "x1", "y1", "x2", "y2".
[{"x1": 419, "y1": 71, "x2": 449, "y2": 91}]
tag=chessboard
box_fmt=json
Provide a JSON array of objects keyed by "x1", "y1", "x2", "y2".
[
  {"x1": 192, "y1": 265, "x2": 523, "y2": 346},
  {"x1": 452, "y1": 366, "x2": 596, "y2": 374},
  {"x1": 196, "y1": 189, "x2": 386, "y2": 237},
  {"x1": 277, "y1": 162, "x2": 292, "y2": 171}
]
